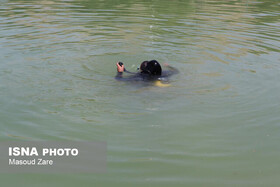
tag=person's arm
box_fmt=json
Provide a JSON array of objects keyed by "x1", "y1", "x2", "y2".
[
  {"x1": 163, "y1": 63, "x2": 179, "y2": 76},
  {"x1": 124, "y1": 69, "x2": 137, "y2": 74},
  {"x1": 115, "y1": 62, "x2": 125, "y2": 80},
  {"x1": 115, "y1": 62, "x2": 138, "y2": 81}
]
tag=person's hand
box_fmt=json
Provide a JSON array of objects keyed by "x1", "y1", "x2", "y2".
[
  {"x1": 163, "y1": 63, "x2": 169, "y2": 67},
  {"x1": 116, "y1": 62, "x2": 125, "y2": 73}
]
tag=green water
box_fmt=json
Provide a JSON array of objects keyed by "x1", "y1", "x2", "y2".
[{"x1": 0, "y1": 0, "x2": 280, "y2": 186}]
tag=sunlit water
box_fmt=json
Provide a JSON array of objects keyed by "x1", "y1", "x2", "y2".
[{"x1": 0, "y1": 0, "x2": 280, "y2": 186}]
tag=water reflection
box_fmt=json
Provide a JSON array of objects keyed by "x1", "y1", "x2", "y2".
[{"x1": 1, "y1": 0, "x2": 279, "y2": 58}]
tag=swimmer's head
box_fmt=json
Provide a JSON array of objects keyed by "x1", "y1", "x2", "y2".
[{"x1": 140, "y1": 60, "x2": 162, "y2": 76}]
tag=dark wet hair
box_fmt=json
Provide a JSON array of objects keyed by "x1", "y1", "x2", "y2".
[{"x1": 140, "y1": 60, "x2": 162, "y2": 76}]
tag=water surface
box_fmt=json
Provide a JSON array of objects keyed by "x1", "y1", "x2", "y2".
[{"x1": 0, "y1": 0, "x2": 280, "y2": 186}]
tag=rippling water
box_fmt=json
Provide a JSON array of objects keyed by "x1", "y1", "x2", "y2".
[{"x1": 0, "y1": 0, "x2": 280, "y2": 186}]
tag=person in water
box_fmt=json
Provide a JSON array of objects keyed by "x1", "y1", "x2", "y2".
[{"x1": 115, "y1": 60, "x2": 178, "y2": 86}]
